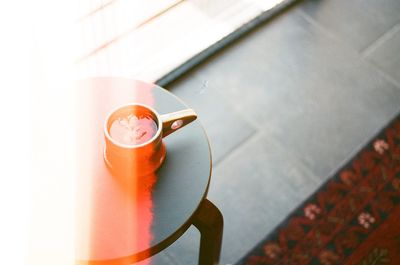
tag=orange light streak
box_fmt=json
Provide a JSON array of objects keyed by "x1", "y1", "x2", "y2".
[{"x1": 76, "y1": 79, "x2": 157, "y2": 265}]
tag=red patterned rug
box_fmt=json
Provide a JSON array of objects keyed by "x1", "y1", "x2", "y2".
[{"x1": 237, "y1": 115, "x2": 400, "y2": 265}]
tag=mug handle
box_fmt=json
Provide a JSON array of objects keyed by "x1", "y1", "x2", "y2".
[{"x1": 160, "y1": 109, "x2": 197, "y2": 137}]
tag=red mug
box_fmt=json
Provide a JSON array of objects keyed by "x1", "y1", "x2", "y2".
[{"x1": 104, "y1": 103, "x2": 197, "y2": 176}]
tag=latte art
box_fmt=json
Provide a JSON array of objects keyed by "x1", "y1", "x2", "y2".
[{"x1": 109, "y1": 114, "x2": 157, "y2": 145}]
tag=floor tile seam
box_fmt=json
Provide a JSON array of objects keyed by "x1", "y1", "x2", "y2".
[
  {"x1": 211, "y1": 80, "x2": 262, "y2": 131},
  {"x1": 179, "y1": 74, "x2": 261, "y2": 132},
  {"x1": 296, "y1": 8, "x2": 362, "y2": 53},
  {"x1": 205, "y1": 80, "x2": 350, "y2": 181},
  {"x1": 364, "y1": 59, "x2": 400, "y2": 91},
  {"x1": 212, "y1": 129, "x2": 258, "y2": 166},
  {"x1": 214, "y1": 125, "x2": 321, "y2": 187},
  {"x1": 213, "y1": 129, "x2": 259, "y2": 167},
  {"x1": 298, "y1": 10, "x2": 400, "y2": 90},
  {"x1": 213, "y1": 91, "x2": 278, "y2": 132},
  {"x1": 361, "y1": 21, "x2": 400, "y2": 58},
  {"x1": 215, "y1": 9, "x2": 396, "y2": 186},
  {"x1": 251, "y1": 123, "x2": 323, "y2": 185}
]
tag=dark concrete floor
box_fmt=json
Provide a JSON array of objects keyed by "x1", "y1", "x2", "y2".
[{"x1": 139, "y1": 0, "x2": 400, "y2": 264}]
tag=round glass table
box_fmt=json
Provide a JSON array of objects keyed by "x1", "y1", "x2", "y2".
[{"x1": 75, "y1": 77, "x2": 223, "y2": 265}]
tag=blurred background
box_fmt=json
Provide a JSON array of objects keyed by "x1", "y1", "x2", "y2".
[{"x1": 2, "y1": 0, "x2": 400, "y2": 264}]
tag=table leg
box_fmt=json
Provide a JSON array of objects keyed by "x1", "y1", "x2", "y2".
[{"x1": 192, "y1": 199, "x2": 223, "y2": 265}]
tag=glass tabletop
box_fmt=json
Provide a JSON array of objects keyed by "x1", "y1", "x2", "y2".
[{"x1": 75, "y1": 77, "x2": 211, "y2": 263}]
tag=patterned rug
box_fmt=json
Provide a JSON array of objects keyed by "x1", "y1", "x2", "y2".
[{"x1": 236, "y1": 114, "x2": 400, "y2": 265}]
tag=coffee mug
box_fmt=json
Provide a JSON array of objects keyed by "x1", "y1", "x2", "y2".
[{"x1": 104, "y1": 103, "x2": 197, "y2": 176}]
